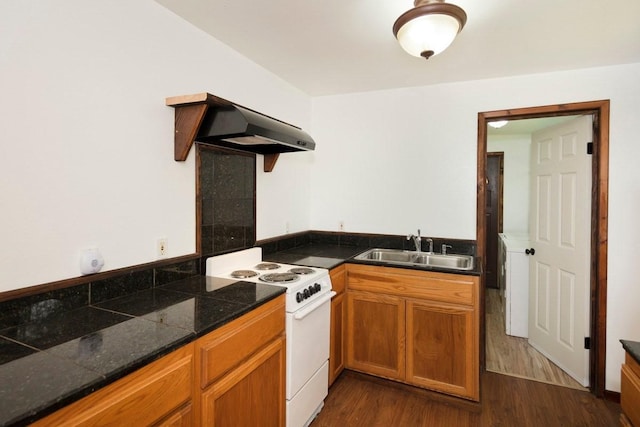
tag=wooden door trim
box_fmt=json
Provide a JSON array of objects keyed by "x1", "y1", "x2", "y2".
[{"x1": 477, "y1": 100, "x2": 609, "y2": 397}]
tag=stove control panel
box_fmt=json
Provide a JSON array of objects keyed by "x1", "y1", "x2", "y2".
[{"x1": 296, "y1": 283, "x2": 322, "y2": 303}]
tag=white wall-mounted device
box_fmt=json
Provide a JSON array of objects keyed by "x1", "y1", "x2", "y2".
[{"x1": 80, "y1": 248, "x2": 105, "y2": 275}]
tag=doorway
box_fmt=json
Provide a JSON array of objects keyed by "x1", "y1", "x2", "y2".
[{"x1": 477, "y1": 100, "x2": 610, "y2": 397}]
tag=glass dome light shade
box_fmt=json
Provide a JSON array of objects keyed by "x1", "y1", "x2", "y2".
[
  {"x1": 488, "y1": 120, "x2": 509, "y2": 129},
  {"x1": 393, "y1": 2, "x2": 467, "y2": 59}
]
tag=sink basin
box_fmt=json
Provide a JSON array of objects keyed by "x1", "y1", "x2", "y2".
[
  {"x1": 413, "y1": 253, "x2": 474, "y2": 270},
  {"x1": 354, "y1": 248, "x2": 474, "y2": 271}
]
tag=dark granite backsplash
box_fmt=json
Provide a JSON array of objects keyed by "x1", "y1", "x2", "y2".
[
  {"x1": 0, "y1": 286, "x2": 90, "y2": 330},
  {"x1": 260, "y1": 230, "x2": 477, "y2": 257},
  {"x1": 1, "y1": 230, "x2": 475, "y2": 330},
  {"x1": 90, "y1": 270, "x2": 154, "y2": 304},
  {"x1": 0, "y1": 258, "x2": 200, "y2": 331},
  {"x1": 199, "y1": 146, "x2": 256, "y2": 257}
]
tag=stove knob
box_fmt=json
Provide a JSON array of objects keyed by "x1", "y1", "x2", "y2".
[
  {"x1": 308, "y1": 285, "x2": 315, "y2": 295},
  {"x1": 296, "y1": 292, "x2": 304, "y2": 303},
  {"x1": 314, "y1": 283, "x2": 321, "y2": 293},
  {"x1": 303, "y1": 288, "x2": 310, "y2": 299}
]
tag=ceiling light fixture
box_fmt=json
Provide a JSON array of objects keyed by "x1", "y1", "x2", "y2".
[
  {"x1": 393, "y1": 0, "x2": 467, "y2": 60},
  {"x1": 488, "y1": 120, "x2": 509, "y2": 129}
]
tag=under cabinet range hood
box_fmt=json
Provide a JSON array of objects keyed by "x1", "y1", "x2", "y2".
[
  {"x1": 165, "y1": 92, "x2": 315, "y2": 172},
  {"x1": 197, "y1": 104, "x2": 315, "y2": 154}
]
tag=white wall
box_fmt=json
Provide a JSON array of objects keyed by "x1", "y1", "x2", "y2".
[
  {"x1": 310, "y1": 63, "x2": 640, "y2": 392},
  {"x1": 0, "y1": 0, "x2": 312, "y2": 292},
  {"x1": 488, "y1": 134, "x2": 531, "y2": 233}
]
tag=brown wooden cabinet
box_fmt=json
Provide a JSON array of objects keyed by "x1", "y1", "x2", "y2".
[
  {"x1": 195, "y1": 295, "x2": 286, "y2": 427},
  {"x1": 621, "y1": 350, "x2": 640, "y2": 426},
  {"x1": 31, "y1": 295, "x2": 286, "y2": 427},
  {"x1": 32, "y1": 343, "x2": 195, "y2": 427},
  {"x1": 345, "y1": 263, "x2": 479, "y2": 401},
  {"x1": 329, "y1": 265, "x2": 346, "y2": 386}
]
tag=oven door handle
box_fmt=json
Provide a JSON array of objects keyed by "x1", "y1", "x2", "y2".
[{"x1": 293, "y1": 291, "x2": 336, "y2": 320}]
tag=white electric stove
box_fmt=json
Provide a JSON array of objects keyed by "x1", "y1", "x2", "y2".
[{"x1": 206, "y1": 247, "x2": 334, "y2": 427}]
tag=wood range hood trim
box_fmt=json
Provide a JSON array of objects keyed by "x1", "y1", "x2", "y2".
[{"x1": 166, "y1": 92, "x2": 311, "y2": 172}]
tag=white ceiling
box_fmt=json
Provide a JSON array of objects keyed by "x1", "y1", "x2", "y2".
[{"x1": 155, "y1": 0, "x2": 640, "y2": 97}]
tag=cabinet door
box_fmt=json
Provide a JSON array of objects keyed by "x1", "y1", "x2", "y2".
[
  {"x1": 202, "y1": 336, "x2": 285, "y2": 427},
  {"x1": 346, "y1": 290, "x2": 405, "y2": 380},
  {"x1": 406, "y1": 299, "x2": 478, "y2": 400},
  {"x1": 329, "y1": 292, "x2": 345, "y2": 386}
]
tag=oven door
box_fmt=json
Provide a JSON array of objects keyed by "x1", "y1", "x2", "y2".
[{"x1": 286, "y1": 291, "x2": 335, "y2": 400}]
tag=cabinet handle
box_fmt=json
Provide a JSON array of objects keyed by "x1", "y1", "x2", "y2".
[{"x1": 525, "y1": 248, "x2": 536, "y2": 255}]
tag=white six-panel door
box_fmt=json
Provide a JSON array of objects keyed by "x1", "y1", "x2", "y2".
[{"x1": 528, "y1": 115, "x2": 592, "y2": 387}]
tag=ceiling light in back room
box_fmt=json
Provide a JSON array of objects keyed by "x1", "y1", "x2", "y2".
[
  {"x1": 393, "y1": 0, "x2": 467, "y2": 60},
  {"x1": 488, "y1": 120, "x2": 509, "y2": 129}
]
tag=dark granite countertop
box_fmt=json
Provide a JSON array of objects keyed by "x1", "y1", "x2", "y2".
[
  {"x1": 264, "y1": 243, "x2": 482, "y2": 276},
  {"x1": 0, "y1": 276, "x2": 284, "y2": 426},
  {"x1": 621, "y1": 340, "x2": 640, "y2": 365},
  {"x1": 264, "y1": 243, "x2": 369, "y2": 270}
]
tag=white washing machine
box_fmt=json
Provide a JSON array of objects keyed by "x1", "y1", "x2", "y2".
[{"x1": 498, "y1": 233, "x2": 529, "y2": 338}]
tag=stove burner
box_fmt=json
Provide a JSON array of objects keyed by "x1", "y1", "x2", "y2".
[
  {"x1": 259, "y1": 273, "x2": 300, "y2": 283},
  {"x1": 255, "y1": 262, "x2": 281, "y2": 270},
  {"x1": 230, "y1": 270, "x2": 259, "y2": 279},
  {"x1": 289, "y1": 267, "x2": 315, "y2": 275}
]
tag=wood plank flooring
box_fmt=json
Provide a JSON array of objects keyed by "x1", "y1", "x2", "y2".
[
  {"x1": 485, "y1": 288, "x2": 587, "y2": 390},
  {"x1": 312, "y1": 370, "x2": 620, "y2": 427}
]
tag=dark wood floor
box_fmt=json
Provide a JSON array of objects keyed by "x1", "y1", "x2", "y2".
[{"x1": 311, "y1": 370, "x2": 620, "y2": 427}]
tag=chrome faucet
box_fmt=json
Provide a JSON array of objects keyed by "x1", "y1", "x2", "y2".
[
  {"x1": 442, "y1": 244, "x2": 453, "y2": 255},
  {"x1": 407, "y1": 229, "x2": 422, "y2": 252},
  {"x1": 407, "y1": 230, "x2": 434, "y2": 253},
  {"x1": 425, "y1": 238, "x2": 434, "y2": 253}
]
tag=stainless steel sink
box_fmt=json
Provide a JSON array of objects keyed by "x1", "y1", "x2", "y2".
[{"x1": 354, "y1": 248, "x2": 474, "y2": 271}]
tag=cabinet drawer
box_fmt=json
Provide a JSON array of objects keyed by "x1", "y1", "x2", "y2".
[
  {"x1": 347, "y1": 264, "x2": 476, "y2": 306},
  {"x1": 32, "y1": 343, "x2": 193, "y2": 427},
  {"x1": 622, "y1": 360, "x2": 640, "y2": 427},
  {"x1": 197, "y1": 295, "x2": 285, "y2": 388}
]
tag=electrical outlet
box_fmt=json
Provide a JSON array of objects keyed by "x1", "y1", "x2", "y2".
[
  {"x1": 339, "y1": 221, "x2": 345, "y2": 231},
  {"x1": 157, "y1": 238, "x2": 168, "y2": 258}
]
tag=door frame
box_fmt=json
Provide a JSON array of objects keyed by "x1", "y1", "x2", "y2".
[{"x1": 477, "y1": 100, "x2": 610, "y2": 397}]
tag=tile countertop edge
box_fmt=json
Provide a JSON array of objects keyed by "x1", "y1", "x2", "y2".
[
  {"x1": 0, "y1": 284, "x2": 286, "y2": 427},
  {"x1": 621, "y1": 339, "x2": 640, "y2": 365}
]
